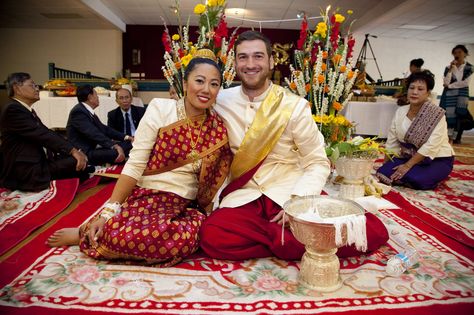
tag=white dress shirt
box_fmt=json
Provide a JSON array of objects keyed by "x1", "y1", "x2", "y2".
[
  {"x1": 385, "y1": 105, "x2": 454, "y2": 160},
  {"x1": 121, "y1": 98, "x2": 199, "y2": 200},
  {"x1": 121, "y1": 108, "x2": 137, "y2": 136},
  {"x1": 215, "y1": 84, "x2": 330, "y2": 208},
  {"x1": 80, "y1": 102, "x2": 96, "y2": 116}
]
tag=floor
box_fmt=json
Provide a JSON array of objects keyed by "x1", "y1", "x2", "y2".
[{"x1": 453, "y1": 130, "x2": 474, "y2": 164}]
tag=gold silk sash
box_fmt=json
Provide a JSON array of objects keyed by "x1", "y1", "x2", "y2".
[{"x1": 230, "y1": 84, "x2": 300, "y2": 179}]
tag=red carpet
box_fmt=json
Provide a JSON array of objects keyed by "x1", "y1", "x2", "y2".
[
  {"x1": 0, "y1": 178, "x2": 79, "y2": 256},
  {"x1": 0, "y1": 184, "x2": 472, "y2": 314},
  {"x1": 77, "y1": 165, "x2": 123, "y2": 194},
  {"x1": 384, "y1": 163, "x2": 474, "y2": 247}
]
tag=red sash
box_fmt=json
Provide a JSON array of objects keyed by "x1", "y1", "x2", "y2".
[{"x1": 220, "y1": 160, "x2": 265, "y2": 200}]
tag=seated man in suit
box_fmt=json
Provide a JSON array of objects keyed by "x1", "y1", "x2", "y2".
[
  {"x1": 0, "y1": 72, "x2": 89, "y2": 191},
  {"x1": 169, "y1": 85, "x2": 179, "y2": 100},
  {"x1": 107, "y1": 88, "x2": 145, "y2": 136},
  {"x1": 67, "y1": 85, "x2": 133, "y2": 166}
]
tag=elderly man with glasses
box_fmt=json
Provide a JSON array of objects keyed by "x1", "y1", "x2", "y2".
[
  {"x1": 0, "y1": 72, "x2": 91, "y2": 191},
  {"x1": 107, "y1": 88, "x2": 145, "y2": 138}
]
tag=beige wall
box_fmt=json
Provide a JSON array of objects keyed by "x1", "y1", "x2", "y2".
[
  {"x1": 1, "y1": 28, "x2": 471, "y2": 101},
  {"x1": 0, "y1": 28, "x2": 122, "y2": 85},
  {"x1": 137, "y1": 91, "x2": 170, "y2": 104},
  {"x1": 352, "y1": 34, "x2": 474, "y2": 97}
]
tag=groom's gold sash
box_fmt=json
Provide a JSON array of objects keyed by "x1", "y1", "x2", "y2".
[{"x1": 230, "y1": 85, "x2": 300, "y2": 179}]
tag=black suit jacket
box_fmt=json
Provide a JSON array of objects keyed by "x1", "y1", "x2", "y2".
[
  {"x1": 66, "y1": 102, "x2": 126, "y2": 154},
  {"x1": 107, "y1": 105, "x2": 145, "y2": 134},
  {"x1": 0, "y1": 99, "x2": 74, "y2": 191}
]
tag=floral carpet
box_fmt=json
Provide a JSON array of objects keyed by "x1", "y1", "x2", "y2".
[
  {"x1": 0, "y1": 178, "x2": 79, "y2": 256},
  {"x1": 0, "y1": 183, "x2": 473, "y2": 314},
  {"x1": 384, "y1": 163, "x2": 474, "y2": 248}
]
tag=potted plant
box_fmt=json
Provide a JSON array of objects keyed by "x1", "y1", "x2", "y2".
[{"x1": 326, "y1": 136, "x2": 392, "y2": 199}]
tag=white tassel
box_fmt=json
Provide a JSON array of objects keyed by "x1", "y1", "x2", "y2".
[{"x1": 297, "y1": 211, "x2": 367, "y2": 252}]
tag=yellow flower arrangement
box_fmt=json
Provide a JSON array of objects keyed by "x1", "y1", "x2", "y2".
[
  {"x1": 110, "y1": 77, "x2": 137, "y2": 91},
  {"x1": 162, "y1": 0, "x2": 237, "y2": 98},
  {"x1": 325, "y1": 136, "x2": 392, "y2": 163},
  {"x1": 313, "y1": 114, "x2": 353, "y2": 145}
]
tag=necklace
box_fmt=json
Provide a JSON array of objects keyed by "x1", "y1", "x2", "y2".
[{"x1": 186, "y1": 116, "x2": 206, "y2": 170}]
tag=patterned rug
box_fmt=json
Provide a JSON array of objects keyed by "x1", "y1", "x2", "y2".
[
  {"x1": 384, "y1": 163, "x2": 474, "y2": 247},
  {"x1": 453, "y1": 143, "x2": 474, "y2": 164},
  {"x1": 0, "y1": 178, "x2": 79, "y2": 256},
  {"x1": 0, "y1": 186, "x2": 472, "y2": 314}
]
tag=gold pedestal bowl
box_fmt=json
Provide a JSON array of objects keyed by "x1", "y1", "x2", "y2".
[{"x1": 284, "y1": 196, "x2": 365, "y2": 292}]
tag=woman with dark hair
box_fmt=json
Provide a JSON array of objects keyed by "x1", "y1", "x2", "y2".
[
  {"x1": 409, "y1": 58, "x2": 424, "y2": 74},
  {"x1": 47, "y1": 52, "x2": 233, "y2": 267},
  {"x1": 397, "y1": 58, "x2": 425, "y2": 105},
  {"x1": 376, "y1": 70, "x2": 454, "y2": 190},
  {"x1": 440, "y1": 44, "x2": 473, "y2": 144}
]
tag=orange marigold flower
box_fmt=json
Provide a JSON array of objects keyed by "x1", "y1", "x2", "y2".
[
  {"x1": 340, "y1": 65, "x2": 347, "y2": 73},
  {"x1": 324, "y1": 85, "x2": 330, "y2": 93},
  {"x1": 305, "y1": 83, "x2": 311, "y2": 92},
  {"x1": 318, "y1": 74, "x2": 325, "y2": 84},
  {"x1": 331, "y1": 126, "x2": 339, "y2": 141},
  {"x1": 220, "y1": 55, "x2": 227, "y2": 64},
  {"x1": 332, "y1": 54, "x2": 342, "y2": 65},
  {"x1": 332, "y1": 101, "x2": 342, "y2": 111},
  {"x1": 175, "y1": 62, "x2": 181, "y2": 70},
  {"x1": 322, "y1": 51, "x2": 328, "y2": 59},
  {"x1": 347, "y1": 70, "x2": 354, "y2": 79},
  {"x1": 321, "y1": 63, "x2": 327, "y2": 71},
  {"x1": 289, "y1": 82, "x2": 297, "y2": 90}
]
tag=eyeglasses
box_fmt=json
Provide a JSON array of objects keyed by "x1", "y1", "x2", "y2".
[{"x1": 22, "y1": 83, "x2": 39, "y2": 89}]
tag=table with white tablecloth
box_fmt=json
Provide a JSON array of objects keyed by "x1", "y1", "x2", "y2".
[
  {"x1": 341, "y1": 101, "x2": 399, "y2": 138},
  {"x1": 33, "y1": 94, "x2": 144, "y2": 129}
]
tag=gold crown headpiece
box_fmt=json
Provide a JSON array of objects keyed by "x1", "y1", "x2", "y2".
[{"x1": 192, "y1": 49, "x2": 217, "y2": 62}]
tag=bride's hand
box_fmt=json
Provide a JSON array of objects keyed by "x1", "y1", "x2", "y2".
[{"x1": 88, "y1": 217, "x2": 106, "y2": 247}]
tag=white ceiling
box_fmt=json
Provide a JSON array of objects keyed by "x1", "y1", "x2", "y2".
[{"x1": 1, "y1": 0, "x2": 473, "y2": 43}]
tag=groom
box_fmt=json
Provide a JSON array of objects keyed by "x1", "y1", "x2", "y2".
[{"x1": 199, "y1": 31, "x2": 389, "y2": 260}]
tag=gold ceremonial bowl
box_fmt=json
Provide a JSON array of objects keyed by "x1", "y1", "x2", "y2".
[{"x1": 284, "y1": 196, "x2": 364, "y2": 292}]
